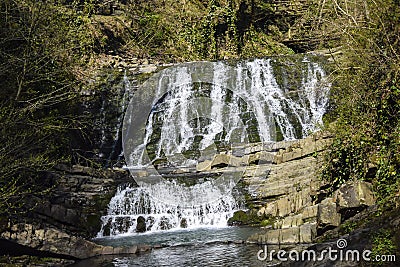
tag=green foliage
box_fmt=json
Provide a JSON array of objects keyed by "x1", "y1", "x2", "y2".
[
  {"x1": 318, "y1": 0, "x2": 400, "y2": 204},
  {"x1": 260, "y1": 217, "x2": 275, "y2": 227},
  {"x1": 339, "y1": 220, "x2": 358, "y2": 234},
  {"x1": 371, "y1": 229, "x2": 397, "y2": 265},
  {"x1": 240, "y1": 25, "x2": 294, "y2": 57},
  {"x1": 227, "y1": 209, "x2": 264, "y2": 226},
  {"x1": 124, "y1": 0, "x2": 295, "y2": 60},
  {"x1": 183, "y1": 0, "x2": 240, "y2": 59},
  {"x1": 321, "y1": 136, "x2": 371, "y2": 189}
]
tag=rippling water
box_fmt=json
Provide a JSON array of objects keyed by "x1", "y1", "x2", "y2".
[
  {"x1": 77, "y1": 243, "x2": 265, "y2": 267},
  {"x1": 71, "y1": 227, "x2": 278, "y2": 267}
]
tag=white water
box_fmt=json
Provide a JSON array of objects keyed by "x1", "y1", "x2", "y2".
[
  {"x1": 98, "y1": 57, "x2": 330, "y2": 237},
  {"x1": 129, "y1": 57, "x2": 330, "y2": 166},
  {"x1": 97, "y1": 183, "x2": 239, "y2": 237}
]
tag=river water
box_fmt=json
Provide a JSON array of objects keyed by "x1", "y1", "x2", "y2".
[{"x1": 71, "y1": 227, "x2": 280, "y2": 266}]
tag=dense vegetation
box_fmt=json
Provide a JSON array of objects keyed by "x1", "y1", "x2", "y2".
[
  {"x1": 316, "y1": 0, "x2": 400, "y2": 207},
  {"x1": 0, "y1": 0, "x2": 109, "y2": 215}
]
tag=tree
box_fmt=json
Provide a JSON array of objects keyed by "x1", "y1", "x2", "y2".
[
  {"x1": 311, "y1": 0, "x2": 400, "y2": 204},
  {"x1": 0, "y1": 0, "x2": 95, "y2": 216}
]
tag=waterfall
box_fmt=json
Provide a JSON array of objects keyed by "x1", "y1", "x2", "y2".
[
  {"x1": 97, "y1": 184, "x2": 239, "y2": 237},
  {"x1": 127, "y1": 57, "x2": 330, "y2": 167},
  {"x1": 98, "y1": 56, "x2": 331, "y2": 237}
]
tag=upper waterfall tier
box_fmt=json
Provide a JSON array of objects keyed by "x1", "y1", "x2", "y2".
[{"x1": 124, "y1": 57, "x2": 330, "y2": 168}]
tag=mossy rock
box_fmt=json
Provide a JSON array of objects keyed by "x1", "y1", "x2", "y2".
[
  {"x1": 260, "y1": 217, "x2": 276, "y2": 227},
  {"x1": 228, "y1": 209, "x2": 263, "y2": 226},
  {"x1": 228, "y1": 210, "x2": 248, "y2": 226}
]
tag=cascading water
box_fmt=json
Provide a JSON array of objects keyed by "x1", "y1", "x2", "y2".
[
  {"x1": 129, "y1": 57, "x2": 330, "y2": 167},
  {"x1": 97, "y1": 185, "x2": 239, "y2": 237},
  {"x1": 97, "y1": 56, "x2": 331, "y2": 237}
]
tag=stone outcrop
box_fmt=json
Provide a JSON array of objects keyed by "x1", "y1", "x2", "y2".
[
  {"x1": 195, "y1": 130, "x2": 332, "y2": 171},
  {"x1": 317, "y1": 198, "x2": 341, "y2": 229},
  {"x1": 136, "y1": 216, "x2": 146, "y2": 233},
  {"x1": 248, "y1": 178, "x2": 376, "y2": 245},
  {"x1": 1, "y1": 129, "x2": 377, "y2": 260},
  {"x1": 0, "y1": 223, "x2": 149, "y2": 260},
  {"x1": 333, "y1": 181, "x2": 375, "y2": 212},
  {"x1": 244, "y1": 132, "x2": 376, "y2": 245},
  {"x1": 33, "y1": 164, "x2": 132, "y2": 238},
  {"x1": 249, "y1": 222, "x2": 317, "y2": 245},
  {"x1": 0, "y1": 164, "x2": 133, "y2": 260}
]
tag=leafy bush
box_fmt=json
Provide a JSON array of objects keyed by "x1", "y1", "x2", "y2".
[
  {"x1": 371, "y1": 229, "x2": 397, "y2": 265},
  {"x1": 317, "y1": 0, "x2": 400, "y2": 205}
]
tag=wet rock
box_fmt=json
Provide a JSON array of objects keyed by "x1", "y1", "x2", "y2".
[
  {"x1": 211, "y1": 154, "x2": 241, "y2": 168},
  {"x1": 196, "y1": 160, "x2": 212, "y2": 171},
  {"x1": 113, "y1": 246, "x2": 138, "y2": 254},
  {"x1": 146, "y1": 216, "x2": 155, "y2": 231},
  {"x1": 136, "y1": 216, "x2": 146, "y2": 233},
  {"x1": 180, "y1": 218, "x2": 188, "y2": 228},
  {"x1": 102, "y1": 218, "x2": 112, "y2": 236},
  {"x1": 32, "y1": 165, "x2": 131, "y2": 238},
  {"x1": 1, "y1": 223, "x2": 108, "y2": 259},
  {"x1": 138, "y1": 244, "x2": 152, "y2": 253},
  {"x1": 19, "y1": 222, "x2": 140, "y2": 258},
  {"x1": 159, "y1": 216, "x2": 172, "y2": 230}
]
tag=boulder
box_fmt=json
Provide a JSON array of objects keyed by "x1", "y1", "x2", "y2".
[
  {"x1": 317, "y1": 198, "x2": 341, "y2": 229},
  {"x1": 333, "y1": 181, "x2": 375, "y2": 211},
  {"x1": 0, "y1": 223, "x2": 140, "y2": 259},
  {"x1": 159, "y1": 216, "x2": 172, "y2": 230},
  {"x1": 299, "y1": 223, "x2": 317, "y2": 243},
  {"x1": 180, "y1": 218, "x2": 188, "y2": 228},
  {"x1": 136, "y1": 216, "x2": 146, "y2": 233},
  {"x1": 227, "y1": 210, "x2": 248, "y2": 226}
]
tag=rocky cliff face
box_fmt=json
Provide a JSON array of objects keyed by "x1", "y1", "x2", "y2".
[
  {"x1": 0, "y1": 165, "x2": 138, "y2": 260},
  {"x1": 236, "y1": 132, "x2": 376, "y2": 245},
  {"x1": 192, "y1": 129, "x2": 376, "y2": 245},
  {"x1": 33, "y1": 165, "x2": 132, "y2": 238},
  {"x1": 0, "y1": 57, "x2": 375, "y2": 263}
]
